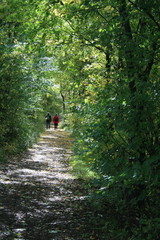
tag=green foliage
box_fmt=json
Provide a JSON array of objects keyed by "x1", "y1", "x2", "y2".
[
  {"x1": 0, "y1": 0, "x2": 62, "y2": 161},
  {"x1": 0, "y1": 52, "x2": 40, "y2": 159}
]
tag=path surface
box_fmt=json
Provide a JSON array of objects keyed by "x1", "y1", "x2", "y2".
[{"x1": 0, "y1": 128, "x2": 99, "y2": 240}]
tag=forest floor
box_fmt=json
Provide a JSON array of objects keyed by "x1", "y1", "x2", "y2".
[{"x1": 0, "y1": 127, "x2": 102, "y2": 240}]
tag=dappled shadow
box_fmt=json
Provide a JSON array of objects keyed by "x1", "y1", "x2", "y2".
[{"x1": 0, "y1": 128, "x2": 99, "y2": 240}]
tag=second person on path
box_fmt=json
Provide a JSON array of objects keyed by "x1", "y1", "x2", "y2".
[{"x1": 52, "y1": 114, "x2": 60, "y2": 129}]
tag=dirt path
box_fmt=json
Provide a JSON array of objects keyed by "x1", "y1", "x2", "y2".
[{"x1": 0, "y1": 128, "x2": 99, "y2": 240}]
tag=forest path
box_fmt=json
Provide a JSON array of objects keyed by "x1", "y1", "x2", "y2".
[{"x1": 0, "y1": 128, "x2": 99, "y2": 240}]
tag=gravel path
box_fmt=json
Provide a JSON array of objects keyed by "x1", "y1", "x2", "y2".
[{"x1": 0, "y1": 128, "x2": 99, "y2": 240}]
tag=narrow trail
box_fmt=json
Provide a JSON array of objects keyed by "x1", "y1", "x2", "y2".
[{"x1": 0, "y1": 128, "x2": 99, "y2": 240}]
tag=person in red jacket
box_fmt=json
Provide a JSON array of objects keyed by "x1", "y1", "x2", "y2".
[{"x1": 52, "y1": 114, "x2": 60, "y2": 129}]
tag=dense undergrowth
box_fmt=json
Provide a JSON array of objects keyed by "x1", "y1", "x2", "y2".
[{"x1": 67, "y1": 101, "x2": 160, "y2": 240}]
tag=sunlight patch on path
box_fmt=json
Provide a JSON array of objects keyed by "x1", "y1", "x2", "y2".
[
  {"x1": 0, "y1": 128, "x2": 90, "y2": 239},
  {"x1": 0, "y1": 129, "x2": 74, "y2": 185}
]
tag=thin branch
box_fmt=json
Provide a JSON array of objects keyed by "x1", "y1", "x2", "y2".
[
  {"x1": 143, "y1": 41, "x2": 158, "y2": 79},
  {"x1": 82, "y1": 37, "x2": 106, "y2": 52},
  {"x1": 115, "y1": 129, "x2": 129, "y2": 145},
  {"x1": 96, "y1": 9, "x2": 108, "y2": 22},
  {"x1": 66, "y1": 20, "x2": 106, "y2": 52},
  {"x1": 128, "y1": 0, "x2": 160, "y2": 31}
]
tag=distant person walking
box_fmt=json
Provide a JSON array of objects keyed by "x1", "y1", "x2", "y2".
[
  {"x1": 45, "y1": 112, "x2": 52, "y2": 129},
  {"x1": 52, "y1": 114, "x2": 60, "y2": 129}
]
